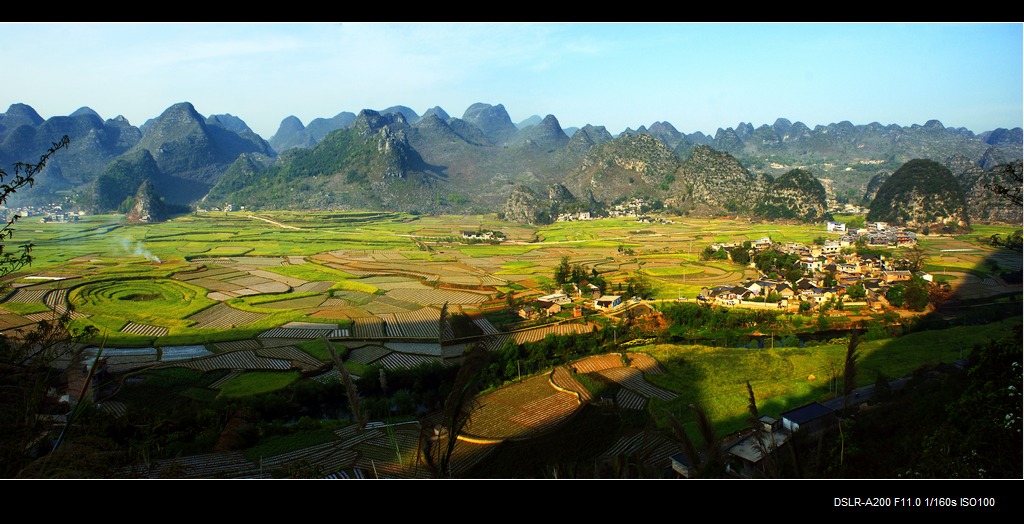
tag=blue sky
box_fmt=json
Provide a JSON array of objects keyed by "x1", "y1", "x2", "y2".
[{"x1": 3, "y1": 22, "x2": 1021, "y2": 139}]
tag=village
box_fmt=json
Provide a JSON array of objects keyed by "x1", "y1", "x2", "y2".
[
  {"x1": 698, "y1": 219, "x2": 929, "y2": 313},
  {"x1": 508, "y1": 216, "x2": 933, "y2": 326},
  {"x1": 0, "y1": 202, "x2": 85, "y2": 224}
]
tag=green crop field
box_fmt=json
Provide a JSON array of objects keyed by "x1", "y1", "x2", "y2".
[
  {"x1": 218, "y1": 371, "x2": 301, "y2": 398},
  {"x1": 5, "y1": 211, "x2": 1020, "y2": 375},
  {"x1": 5, "y1": 209, "x2": 1021, "y2": 478}
]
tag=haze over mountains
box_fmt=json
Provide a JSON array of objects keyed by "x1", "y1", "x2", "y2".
[{"x1": 1, "y1": 101, "x2": 1020, "y2": 228}]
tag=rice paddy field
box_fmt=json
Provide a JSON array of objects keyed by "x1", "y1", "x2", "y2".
[
  {"x1": 6, "y1": 210, "x2": 1018, "y2": 477},
  {"x1": 3, "y1": 212, "x2": 1019, "y2": 348}
]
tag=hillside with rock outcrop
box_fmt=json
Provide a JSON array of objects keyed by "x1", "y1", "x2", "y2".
[
  {"x1": 867, "y1": 159, "x2": 970, "y2": 232},
  {"x1": 754, "y1": 169, "x2": 830, "y2": 222},
  {"x1": 3, "y1": 101, "x2": 1020, "y2": 226},
  {"x1": 564, "y1": 132, "x2": 680, "y2": 205},
  {"x1": 956, "y1": 160, "x2": 1023, "y2": 224},
  {"x1": 674, "y1": 146, "x2": 767, "y2": 215}
]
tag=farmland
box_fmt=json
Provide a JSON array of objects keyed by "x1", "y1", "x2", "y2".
[{"x1": 1, "y1": 210, "x2": 1020, "y2": 478}]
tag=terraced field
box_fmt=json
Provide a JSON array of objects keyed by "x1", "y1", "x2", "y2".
[{"x1": 461, "y1": 373, "x2": 582, "y2": 440}]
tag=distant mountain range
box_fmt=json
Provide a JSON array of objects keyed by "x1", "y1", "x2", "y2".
[{"x1": 1, "y1": 101, "x2": 1020, "y2": 227}]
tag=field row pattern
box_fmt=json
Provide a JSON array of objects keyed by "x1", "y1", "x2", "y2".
[
  {"x1": 464, "y1": 375, "x2": 579, "y2": 439},
  {"x1": 213, "y1": 339, "x2": 262, "y2": 351},
  {"x1": 209, "y1": 371, "x2": 242, "y2": 389},
  {"x1": 383, "y1": 342, "x2": 442, "y2": 356},
  {"x1": 352, "y1": 317, "x2": 384, "y2": 338},
  {"x1": 600, "y1": 432, "x2": 681, "y2": 470},
  {"x1": 346, "y1": 345, "x2": 390, "y2": 365},
  {"x1": 258, "y1": 327, "x2": 347, "y2": 339},
  {"x1": 44, "y1": 289, "x2": 69, "y2": 312},
  {"x1": 5, "y1": 288, "x2": 48, "y2": 303},
  {"x1": 121, "y1": 322, "x2": 169, "y2": 337},
  {"x1": 98, "y1": 401, "x2": 128, "y2": 418},
  {"x1": 572, "y1": 353, "x2": 627, "y2": 374},
  {"x1": 128, "y1": 451, "x2": 260, "y2": 479},
  {"x1": 169, "y1": 351, "x2": 292, "y2": 372},
  {"x1": 24, "y1": 311, "x2": 88, "y2": 322},
  {"x1": 472, "y1": 318, "x2": 499, "y2": 335},
  {"x1": 387, "y1": 288, "x2": 489, "y2": 305},
  {"x1": 480, "y1": 334, "x2": 510, "y2": 353},
  {"x1": 550, "y1": 366, "x2": 592, "y2": 402},
  {"x1": 312, "y1": 369, "x2": 341, "y2": 384},
  {"x1": 507, "y1": 392, "x2": 579, "y2": 431},
  {"x1": 187, "y1": 303, "x2": 267, "y2": 329},
  {"x1": 615, "y1": 388, "x2": 648, "y2": 410},
  {"x1": 256, "y1": 345, "x2": 323, "y2": 365},
  {"x1": 295, "y1": 281, "x2": 334, "y2": 293},
  {"x1": 627, "y1": 353, "x2": 665, "y2": 374},
  {"x1": 375, "y1": 352, "x2": 442, "y2": 371},
  {"x1": 512, "y1": 322, "x2": 591, "y2": 344},
  {"x1": 261, "y1": 440, "x2": 358, "y2": 472},
  {"x1": 595, "y1": 367, "x2": 678, "y2": 401}
]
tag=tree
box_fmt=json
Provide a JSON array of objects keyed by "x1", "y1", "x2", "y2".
[
  {"x1": 846, "y1": 281, "x2": 866, "y2": 300},
  {"x1": 982, "y1": 161, "x2": 1023, "y2": 207},
  {"x1": 554, "y1": 256, "x2": 570, "y2": 284},
  {"x1": 1, "y1": 136, "x2": 102, "y2": 477},
  {"x1": 731, "y1": 243, "x2": 751, "y2": 266},
  {"x1": 1, "y1": 136, "x2": 70, "y2": 279},
  {"x1": 903, "y1": 244, "x2": 927, "y2": 273}
]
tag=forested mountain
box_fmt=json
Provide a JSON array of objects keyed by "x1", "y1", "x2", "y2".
[
  {"x1": 867, "y1": 159, "x2": 970, "y2": 232},
  {"x1": 2, "y1": 102, "x2": 1020, "y2": 226}
]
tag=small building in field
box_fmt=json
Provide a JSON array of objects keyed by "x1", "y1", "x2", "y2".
[
  {"x1": 882, "y1": 270, "x2": 912, "y2": 284},
  {"x1": 781, "y1": 402, "x2": 835, "y2": 434},
  {"x1": 594, "y1": 295, "x2": 622, "y2": 310},
  {"x1": 726, "y1": 428, "x2": 790, "y2": 478},
  {"x1": 517, "y1": 306, "x2": 535, "y2": 320},
  {"x1": 536, "y1": 301, "x2": 561, "y2": 317},
  {"x1": 538, "y1": 292, "x2": 571, "y2": 305}
]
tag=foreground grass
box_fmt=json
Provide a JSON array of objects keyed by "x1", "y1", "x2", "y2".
[{"x1": 638, "y1": 317, "x2": 1021, "y2": 437}]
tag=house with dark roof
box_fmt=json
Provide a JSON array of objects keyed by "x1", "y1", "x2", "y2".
[{"x1": 781, "y1": 402, "x2": 835, "y2": 434}]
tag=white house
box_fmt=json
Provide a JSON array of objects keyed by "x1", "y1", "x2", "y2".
[{"x1": 594, "y1": 295, "x2": 622, "y2": 310}]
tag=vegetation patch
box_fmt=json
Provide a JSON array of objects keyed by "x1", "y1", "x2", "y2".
[
  {"x1": 70, "y1": 278, "x2": 216, "y2": 323},
  {"x1": 218, "y1": 371, "x2": 301, "y2": 398}
]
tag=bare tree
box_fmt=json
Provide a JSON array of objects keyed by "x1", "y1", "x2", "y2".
[
  {"x1": 422, "y1": 344, "x2": 489, "y2": 478},
  {"x1": 843, "y1": 332, "x2": 862, "y2": 412},
  {"x1": 983, "y1": 161, "x2": 1023, "y2": 207},
  {"x1": 665, "y1": 404, "x2": 725, "y2": 478},
  {"x1": 746, "y1": 381, "x2": 779, "y2": 478},
  {"x1": 1, "y1": 136, "x2": 70, "y2": 279},
  {"x1": 325, "y1": 339, "x2": 365, "y2": 433}
]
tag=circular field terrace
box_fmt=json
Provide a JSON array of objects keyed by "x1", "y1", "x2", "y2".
[{"x1": 69, "y1": 279, "x2": 217, "y2": 321}]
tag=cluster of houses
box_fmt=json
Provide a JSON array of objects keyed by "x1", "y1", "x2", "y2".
[
  {"x1": 1, "y1": 204, "x2": 84, "y2": 224},
  {"x1": 830, "y1": 220, "x2": 918, "y2": 247},
  {"x1": 460, "y1": 229, "x2": 506, "y2": 241},
  {"x1": 702, "y1": 232, "x2": 930, "y2": 311},
  {"x1": 516, "y1": 287, "x2": 625, "y2": 321},
  {"x1": 607, "y1": 198, "x2": 653, "y2": 218},
  {"x1": 556, "y1": 211, "x2": 593, "y2": 222},
  {"x1": 555, "y1": 198, "x2": 670, "y2": 222}
]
